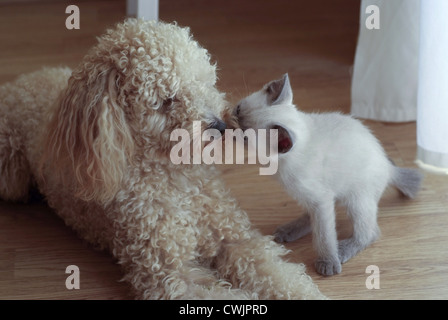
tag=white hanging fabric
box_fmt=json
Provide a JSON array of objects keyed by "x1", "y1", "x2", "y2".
[
  {"x1": 351, "y1": 0, "x2": 448, "y2": 172},
  {"x1": 351, "y1": 0, "x2": 420, "y2": 122},
  {"x1": 416, "y1": 0, "x2": 448, "y2": 173}
]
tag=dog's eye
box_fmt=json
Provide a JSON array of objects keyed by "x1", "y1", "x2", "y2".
[{"x1": 159, "y1": 98, "x2": 175, "y2": 113}]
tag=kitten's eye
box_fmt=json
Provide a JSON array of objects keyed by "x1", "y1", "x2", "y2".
[{"x1": 236, "y1": 104, "x2": 241, "y2": 116}]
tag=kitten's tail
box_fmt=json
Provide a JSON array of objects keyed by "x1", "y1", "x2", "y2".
[{"x1": 390, "y1": 165, "x2": 424, "y2": 199}]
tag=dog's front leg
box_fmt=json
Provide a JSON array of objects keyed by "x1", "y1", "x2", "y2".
[
  {"x1": 214, "y1": 229, "x2": 326, "y2": 299},
  {"x1": 111, "y1": 220, "x2": 199, "y2": 299},
  {"x1": 110, "y1": 205, "x2": 251, "y2": 300},
  {"x1": 199, "y1": 175, "x2": 325, "y2": 299}
]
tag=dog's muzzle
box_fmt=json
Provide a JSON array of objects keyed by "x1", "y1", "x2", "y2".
[{"x1": 209, "y1": 119, "x2": 227, "y2": 135}]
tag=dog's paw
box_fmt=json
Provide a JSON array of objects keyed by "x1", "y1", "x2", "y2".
[{"x1": 315, "y1": 258, "x2": 342, "y2": 276}]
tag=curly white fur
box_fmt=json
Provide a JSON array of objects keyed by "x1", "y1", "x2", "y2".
[{"x1": 0, "y1": 19, "x2": 325, "y2": 299}]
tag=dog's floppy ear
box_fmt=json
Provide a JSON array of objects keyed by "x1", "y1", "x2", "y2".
[
  {"x1": 40, "y1": 66, "x2": 134, "y2": 204},
  {"x1": 272, "y1": 124, "x2": 294, "y2": 154},
  {"x1": 266, "y1": 73, "x2": 293, "y2": 106}
]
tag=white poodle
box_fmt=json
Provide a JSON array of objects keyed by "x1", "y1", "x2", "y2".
[{"x1": 0, "y1": 19, "x2": 325, "y2": 299}]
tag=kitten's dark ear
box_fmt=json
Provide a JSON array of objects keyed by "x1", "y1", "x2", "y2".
[
  {"x1": 272, "y1": 125, "x2": 294, "y2": 153},
  {"x1": 266, "y1": 73, "x2": 293, "y2": 106}
]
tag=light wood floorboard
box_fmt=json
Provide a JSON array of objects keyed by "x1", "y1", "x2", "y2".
[{"x1": 0, "y1": 0, "x2": 447, "y2": 300}]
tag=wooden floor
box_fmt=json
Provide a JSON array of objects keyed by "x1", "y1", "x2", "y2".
[{"x1": 1, "y1": 0, "x2": 447, "y2": 300}]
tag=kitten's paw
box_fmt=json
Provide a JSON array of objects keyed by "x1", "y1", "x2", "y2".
[
  {"x1": 338, "y1": 234, "x2": 378, "y2": 264},
  {"x1": 274, "y1": 225, "x2": 295, "y2": 243},
  {"x1": 274, "y1": 216, "x2": 311, "y2": 243},
  {"x1": 315, "y1": 258, "x2": 342, "y2": 276},
  {"x1": 338, "y1": 239, "x2": 358, "y2": 264}
]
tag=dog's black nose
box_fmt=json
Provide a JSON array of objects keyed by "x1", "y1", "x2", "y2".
[{"x1": 210, "y1": 120, "x2": 227, "y2": 135}]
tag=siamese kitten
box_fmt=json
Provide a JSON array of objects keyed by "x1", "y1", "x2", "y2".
[{"x1": 235, "y1": 74, "x2": 423, "y2": 276}]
